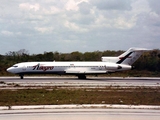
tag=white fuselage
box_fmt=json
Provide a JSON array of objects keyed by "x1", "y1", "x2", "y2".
[{"x1": 7, "y1": 61, "x2": 131, "y2": 75}]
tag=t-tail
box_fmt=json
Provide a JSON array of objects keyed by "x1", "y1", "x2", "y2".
[{"x1": 102, "y1": 47, "x2": 151, "y2": 65}]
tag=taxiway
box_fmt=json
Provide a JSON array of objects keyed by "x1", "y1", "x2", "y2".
[{"x1": 0, "y1": 109, "x2": 160, "y2": 120}]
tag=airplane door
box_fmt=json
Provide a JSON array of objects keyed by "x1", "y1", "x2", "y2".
[
  {"x1": 99, "y1": 65, "x2": 102, "y2": 70},
  {"x1": 22, "y1": 65, "x2": 26, "y2": 71}
]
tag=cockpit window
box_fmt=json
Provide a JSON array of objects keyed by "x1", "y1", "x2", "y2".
[{"x1": 13, "y1": 65, "x2": 18, "y2": 67}]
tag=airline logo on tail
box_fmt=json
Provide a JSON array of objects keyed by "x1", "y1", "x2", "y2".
[
  {"x1": 117, "y1": 48, "x2": 150, "y2": 65},
  {"x1": 117, "y1": 52, "x2": 133, "y2": 64}
]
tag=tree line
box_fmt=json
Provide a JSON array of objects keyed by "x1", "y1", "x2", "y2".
[{"x1": 0, "y1": 49, "x2": 160, "y2": 76}]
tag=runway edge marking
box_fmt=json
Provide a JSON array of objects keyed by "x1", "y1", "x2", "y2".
[{"x1": 0, "y1": 104, "x2": 160, "y2": 110}]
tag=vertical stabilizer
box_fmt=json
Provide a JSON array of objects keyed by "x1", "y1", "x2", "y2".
[{"x1": 117, "y1": 48, "x2": 150, "y2": 65}]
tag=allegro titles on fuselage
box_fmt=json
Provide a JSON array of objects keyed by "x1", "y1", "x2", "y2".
[{"x1": 33, "y1": 63, "x2": 54, "y2": 71}]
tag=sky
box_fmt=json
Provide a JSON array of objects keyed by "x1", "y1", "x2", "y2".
[{"x1": 0, "y1": 0, "x2": 160, "y2": 55}]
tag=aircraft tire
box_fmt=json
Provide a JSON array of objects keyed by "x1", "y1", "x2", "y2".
[
  {"x1": 78, "y1": 75, "x2": 86, "y2": 79},
  {"x1": 20, "y1": 75, "x2": 24, "y2": 79}
]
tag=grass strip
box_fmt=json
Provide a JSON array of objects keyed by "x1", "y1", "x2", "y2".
[{"x1": 0, "y1": 87, "x2": 160, "y2": 106}]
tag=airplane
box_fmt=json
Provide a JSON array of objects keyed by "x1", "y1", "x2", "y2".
[{"x1": 7, "y1": 47, "x2": 150, "y2": 79}]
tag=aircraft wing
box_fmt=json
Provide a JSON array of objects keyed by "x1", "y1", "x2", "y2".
[{"x1": 65, "y1": 68, "x2": 107, "y2": 74}]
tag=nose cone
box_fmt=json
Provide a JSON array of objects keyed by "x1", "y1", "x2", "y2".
[{"x1": 7, "y1": 67, "x2": 14, "y2": 73}]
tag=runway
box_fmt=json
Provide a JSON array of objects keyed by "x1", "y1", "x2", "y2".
[
  {"x1": 0, "y1": 77, "x2": 160, "y2": 88},
  {"x1": 0, "y1": 109, "x2": 160, "y2": 120}
]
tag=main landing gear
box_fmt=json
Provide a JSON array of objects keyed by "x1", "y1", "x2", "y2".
[
  {"x1": 19, "y1": 74, "x2": 24, "y2": 79},
  {"x1": 77, "y1": 75, "x2": 86, "y2": 79}
]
